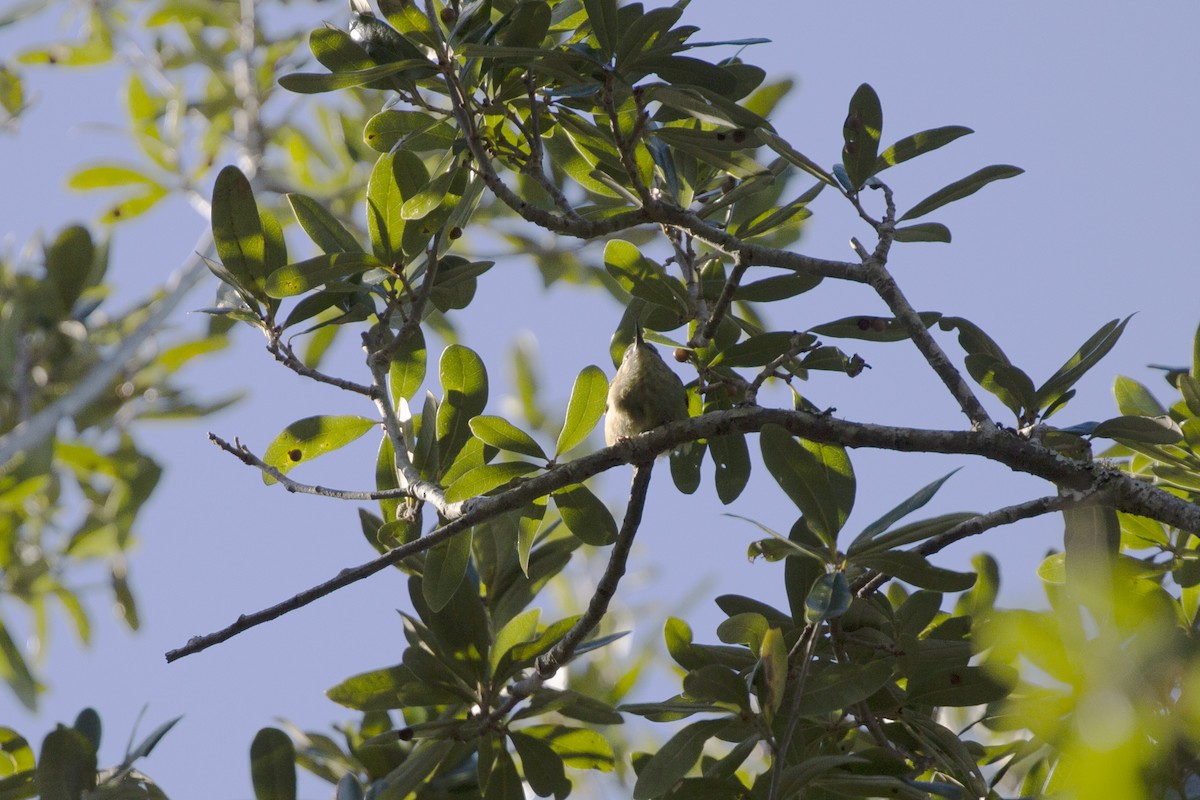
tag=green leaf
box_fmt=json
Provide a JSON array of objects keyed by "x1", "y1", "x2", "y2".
[
  {"x1": 363, "y1": 110, "x2": 456, "y2": 153},
  {"x1": 794, "y1": 660, "x2": 894, "y2": 715},
  {"x1": 264, "y1": 253, "x2": 385, "y2": 298},
  {"x1": 875, "y1": 125, "x2": 973, "y2": 172},
  {"x1": 710, "y1": 433, "x2": 750, "y2": 505},
  {"x1": 68, "y1": 163, "x2": 157, "y2": 190},
  {"x1": 938, "y1": 316, "x2": 1011, "y2": 363},
  {"x1": 640, "y1": 55, "x2": 737, "y2": 95},
  {"x1": 805, "y1": 571, "x2": 851, "y2": 622},
  {"x1": 367, "y1": 150, "x2": 428, "y2": 263},
  {"x1": 710, "y1": 332, "x2": 816, "y2": 368},
  {"x1": 287, "y1": 193, "x2": 363, "y2": 254},
  {"x1": 1114, "y1": 375, "x2": 1166, "y2": 417},
  {"x1": 1092, "y1": 414, "x2": 1183, "y2": 445},
  {"x1": 389, "y1": 328, "x2": 427, "y2": 402},
  {"x1": 553, "y1": 485, "x2": 618, "y2": 546},
  {"x1": 907, "y1": 664, "x2": 1015, "y2": 707},
  {"x1": 856, "y1": 512, "x2": 978, "y2": 556},
  {"x1": 44, "y1": 224, "x2": 94, "y2": 313},
  {"x1": 509, "y1": 731, "x2": 570, "y2": 799},
  {"x1": 965, "y1": 353, "x2": 1036, "y2": 420},
  {"x1": 436, "y1": 345, "x2": 489, "y2": 470},
  {"x1": 669, "y1": 440, "x2": 706, "y2": 495},
  {"x1": 212, "y1": 165, "x2": 267, "y2": 301},
  {"x1": 517, "y1": 725, "x2": 615, "y2": 771},
  {"x1": 250, "y1": 728, "x2": 296, "y2": 800},
  {"x1": 261, "y1": 415, "x2": 377, "y2": 483},
  {"x1": 849, "y1": 470, "x2": 960, "y2": 555},
  {"x1": 893, "y1": 222, "x2": 951, "y2": 243},
  {"x1": 603, "y1": 240, "x2": 688, "y2": 317},
  {"x1": 842, "y1": 83, "x2": 883, "y2": 190},
  {"x1": 556, "y1": 365, "x2": 608, "y2": 457},
  {"x1": 37, "y1": 726, "x2": 96, "y2": 800},
  {"x1": 633, "y1": 718, "x2": 732, "y2": 799},
  {"x1": 422, "y1": 529, "x2": 473, "y2": 612},
  {"x1": 470, "y1": 416, "x2": 546, "y2": 460},
  {"x1": 445, "y1": 461, "x2": 539, "y2": 503},
  {"x1": 490, "y1": 608, "x2": 540, "y2": 675},
  {"x1": 759, "y1": 627, "x2": 788, "y2": 718},
  {"x1": 375, "y1": 739, "x2": 454, "y2": 799},
  {"x1": 733, "y1": 272, "x2": 823, "y2": 303},
  {"x1": 755, "y1": 127, "x2": 836, "y2": 185},
  {"x1": 124, "y1": 714, "x2": 182, "y2": 764},
  {"x1": 1035, "y1": 316, "x2": 1131, "y2": 412},
  {"x1": 899, "y1": 165, "x2": 1024, "y2": 221},
  {"x1": 810, "y1": 312, "x2": 942, "y2": 342},
  {"x1": 854, "y1": 551, "x2": 976, "y2": 592},
  {"x1": 759, "y1": 425, "x2": 854, "y2": 548},
  {"x1": 278, "y1": 60, "x2": 429, "y2": 93},
  {"x1": 583, "y1": 0, "x2": 618, "y2": 59}
]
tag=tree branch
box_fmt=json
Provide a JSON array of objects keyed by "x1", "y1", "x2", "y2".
[
  {"x1": 168, "y1": 404, "x2": 1200, "y2": 662},
  {"x1": 0, "y1": 230, "x2": 212, "y2": 469}
]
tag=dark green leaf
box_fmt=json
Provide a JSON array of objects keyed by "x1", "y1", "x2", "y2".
[
  {"x1": 794, "y1": 660, "x2": 894, "y2": 715},
  {"x1": 509, "y1": 732, "x2": 570, "y2": 799},
  {"x1": 1035, "y1": 317, "x2": 1131, "y2": 412},
  {"x1": 44, "y1": 225, "x2": 94, "y2": 313},
  {"x1": 907, "y1": 664, "x2": 1015, "y2": 708},
  {"x1": 805, "y1": 571, "x2": 851, "y2": 622},
  {"x1": 710, "y1": 332, "x2": 816, "y2": 368},
  {"x1": 1092, "y1": 414, "x2": 1183, "y2": 445},
  {"x1": 422, "y1": 529, "x2": 473, "y2": 612},
  {"x1": 553, "y1": 485, "x2": 618, "y2": 546},
  {"x1": 583, "y1": 0, "x2": 618, "y2": 58},
  {"x1": 854, "y1": 551, "x2": 976, "y2": 592},
  {"x1": 710, "y1": 433, "x2": 750, "y2": 504},
  {"x1": 633, "y1": 718, "x2": 731, "y2": 800},
  {"x1": 849, "y1": 470, "x2": 960, "y2": 555},
  {"x1": 875, "y1": 125, "x2": 973, "y2": 172},
  {"x1": 759, "y1": 425, "x2": 854, "y2": 548},
  {"x1": 810, "y1": 312, "x2": 942, "y2": 342},
  {"x1": 893, "y1": 222, "x2": 951, "y2": 243},
  {"x1": 842, "y1": 83, "x2": 883, "y2": 190},
  {"x1": 37, "y1": 726, "x2": 96, "y2": 800},
  {"x1": 287, "y1": 193, "x2": 363, "y2": 254},
  {"x1": 964, "y1": 353, "x2": 1036, "y2": 420},
  {"x1": 733, "y1": 272, "x2": 822, "y2": 302},
  {"x1": 899, "y1": 165, "x2": 1024, "y2": 221},
  {"x1": 250, "y1": 728, "x2": 296, "y2": 800}
]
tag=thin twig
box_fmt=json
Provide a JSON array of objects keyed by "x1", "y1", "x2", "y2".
[
  {"x1": 851, "y1": 492, "x2": 1089, "y2": 596},
  {"x1": 770, "y1": 623, "x2": 820, "y2": 800},
  {"x1": 480, "y1": 461, "x2": 655, "y2": 729},
  {"x1": 208, "y1": 433, "x2": 407, "y2": 500},
  {"x1": 266, "y1": 338, "x2": 373, "y2": 396},
  {"x1": 699, "y1": 250, "x2": 749, "y2": 346}
]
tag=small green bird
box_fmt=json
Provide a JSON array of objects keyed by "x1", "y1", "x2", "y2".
[{"x1": 605, "y1": 327, "x2": 690, "y2": 447}]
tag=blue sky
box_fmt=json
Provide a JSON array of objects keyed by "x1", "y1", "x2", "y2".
[{"x1": 3, "y1": 1, "x2": 1199, "y2": 797}]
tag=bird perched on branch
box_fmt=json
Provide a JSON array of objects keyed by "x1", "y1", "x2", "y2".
[{"x1": 604, "y1": 326, "x2": 689, "y2": 447}]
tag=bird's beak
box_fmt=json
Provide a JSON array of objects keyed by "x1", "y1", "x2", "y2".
[{"x1": 634, "y1": 324, "x2": 644, "y2": 347}]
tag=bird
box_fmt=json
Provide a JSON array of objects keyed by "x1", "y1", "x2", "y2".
[{"x1": 604, "y1": 326, "x2": 690, "y2": 447}]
